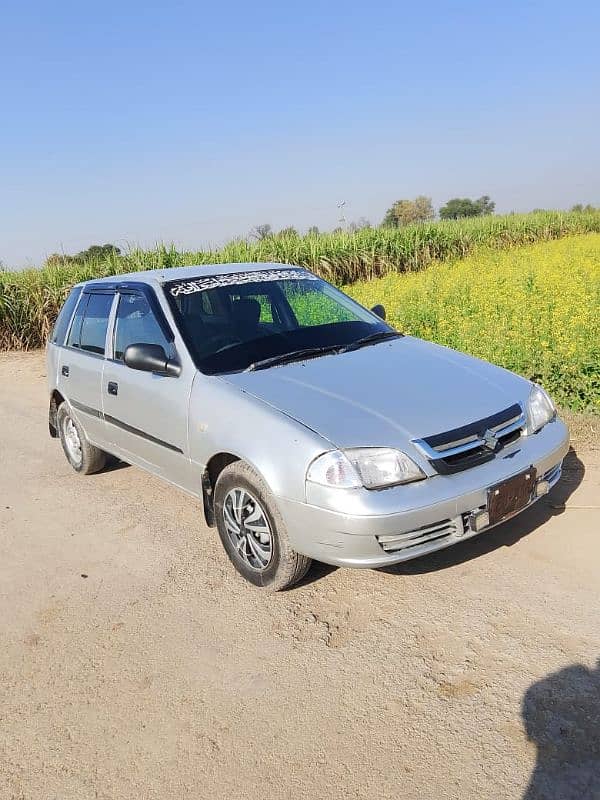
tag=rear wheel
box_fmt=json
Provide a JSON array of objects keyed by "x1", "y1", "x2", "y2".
[
  {"x1": 214, "y1": 461, "x2": 311, "y2": 591},
  {"x1": 57, "y1": 404, "x2": 106, "y2": 475}
]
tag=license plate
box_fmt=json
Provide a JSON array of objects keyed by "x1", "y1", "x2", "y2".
[{"x1": 487, "y1": 467, "x2": 537, "y2": 525}]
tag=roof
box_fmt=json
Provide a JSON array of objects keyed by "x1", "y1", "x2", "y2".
[{"x1": 84, "y1": 262, "x2": 303, "y2": 287}]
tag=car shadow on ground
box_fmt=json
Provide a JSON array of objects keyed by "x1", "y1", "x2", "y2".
[
  {"x1": 521, "y1": 658, "x2": 600, "y2": 800},
  {"x1": 299, "y1": 447, "x2": 585, "y2": 587},
  {"x1": 298, "y1": 560, "x2": 338, "y2": 587},
  {"x1": 102, "y1": 455, "x2": 131, "y2": 474}
]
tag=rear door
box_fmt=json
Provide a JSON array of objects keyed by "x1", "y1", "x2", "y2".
[
  {"x1": 57, "y1": 290, "x2": 116, "y2": 448},
  {"x1": 101, "y1": 289, "x2": 194, "y2": 491}
]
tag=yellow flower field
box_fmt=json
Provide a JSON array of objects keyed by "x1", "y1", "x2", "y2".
[{"x1": 346, "y1": 234, "x2": 600, "y2": 410}]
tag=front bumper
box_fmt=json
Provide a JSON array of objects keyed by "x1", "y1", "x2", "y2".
[{"x1": 278, "y1": 418, "x2": 570, "y2": 568}]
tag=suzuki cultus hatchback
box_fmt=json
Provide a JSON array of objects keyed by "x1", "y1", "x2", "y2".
[{"x1": 47, "y1": 263, "x2": 569, "y2": 589}]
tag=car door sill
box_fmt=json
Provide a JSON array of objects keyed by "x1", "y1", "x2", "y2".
[{"x1": 92, "y1": 441, "x2": 200, "y2": 501}]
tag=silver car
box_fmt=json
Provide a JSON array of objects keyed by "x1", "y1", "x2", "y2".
[{"x1": 47, "y1": 263, "x2": 569, "y2": 590}]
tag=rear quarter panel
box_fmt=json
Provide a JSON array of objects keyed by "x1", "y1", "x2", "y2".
[{"x1": 46, "y1": 342, "x2": 60, "y2": 394}]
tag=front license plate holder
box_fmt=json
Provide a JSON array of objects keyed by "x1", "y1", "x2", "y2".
[{"x1": 487, "y1": 467, "x2": 537, "y2": 525}]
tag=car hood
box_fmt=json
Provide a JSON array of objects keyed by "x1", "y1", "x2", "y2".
[{"x1": 220, "y1": 336, "x2": 530, "y2": 453}]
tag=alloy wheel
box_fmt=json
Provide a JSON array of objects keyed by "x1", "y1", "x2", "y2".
[{"x1": 223, "y1": 488, "x2": 273, "y2": 571}]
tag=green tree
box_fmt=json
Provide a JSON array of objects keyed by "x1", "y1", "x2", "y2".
[
  {"x1": 382, "y1": 196, "x2": 434, "y2": 227},
  {"x1": 475, "y1": 195, "x2": 495, "y2": 215},
  {"x1": 75, "y1": 243, "x2": 121, "y2": 261},
  {"x1": 277, "y1": 226, "x2": 299, "y2": 237},
  {"x1": 307, "y1": 226, "x2": 320, "y2": 236},
  {"x1": 44, "y1": 244, "x2": 120, "y2": 267},
  {"x1": 439, "y1": 196, "x2": 495, "y2": 220}
]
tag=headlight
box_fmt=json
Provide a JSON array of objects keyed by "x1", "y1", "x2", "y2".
[
  {"x1": 306, "y1": 447, "x2": 425, "y2": 489},
  {"x1": 526, "y1": 384, "x2": 556, "y2": 434}
]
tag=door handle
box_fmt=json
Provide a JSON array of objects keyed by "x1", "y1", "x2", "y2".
[
  {"x1": 61, "y1": 365, "x2": 69, "y2": 377},
  {"x1": 107, "y1": 381, "x2": 118, "y2": 396}
]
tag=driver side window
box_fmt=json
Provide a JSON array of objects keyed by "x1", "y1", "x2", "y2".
[{"x1": 113, "y1": 293, "x2": 175, "y2": 361}]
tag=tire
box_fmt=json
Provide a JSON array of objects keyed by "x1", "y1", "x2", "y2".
[
  {"x1": 57, "y1": 403, "x2": 107, "y2": 475},
  {"x1": 214, "y1": 461, "x2": 312, "y2": 591}
]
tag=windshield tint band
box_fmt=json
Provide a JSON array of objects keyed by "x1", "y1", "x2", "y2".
[{"x1": 166, "y1": 268, "x2": 318, "y2": 297}]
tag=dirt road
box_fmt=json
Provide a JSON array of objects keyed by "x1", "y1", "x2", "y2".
[{"x1": 1, "y1": 352, "x2": 599, "y2": 800}]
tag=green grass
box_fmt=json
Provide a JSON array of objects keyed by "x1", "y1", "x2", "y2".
[
  {"x1": 2, "y1": 210, "x2": 600, "y2": 351},
  {"x1": 346, "y1": 234, "x2": 600, "y2": 411}
]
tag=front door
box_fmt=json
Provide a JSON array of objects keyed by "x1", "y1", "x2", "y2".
[{"x1": 101, "y1": 290, "x2": 194, "y2": 492}]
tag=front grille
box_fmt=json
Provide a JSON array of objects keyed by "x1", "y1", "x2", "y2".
[
  {"x1": 377, "y1": 517, "x2": 463, "y2": 553},
  {"x1": 412, "y1": 403, "x2": 525, "y2": 474}
]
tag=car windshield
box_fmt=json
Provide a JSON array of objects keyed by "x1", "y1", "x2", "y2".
[{"x1": 164, "y1": 267, "x2": 397, "y2": 374}]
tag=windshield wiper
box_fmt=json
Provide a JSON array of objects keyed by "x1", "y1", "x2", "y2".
[
  {"x1": 244, "y1": 331, "x2": 402, "y2": 372},
  {"x1": 244, "y1": 345, "x2": 341, "y2": 372},
  {"x1": 337, "y1": 330, "x2": 402, "y2": 354}
]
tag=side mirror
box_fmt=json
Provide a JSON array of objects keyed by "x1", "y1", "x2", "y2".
[
  {"x1": 371, "y1": 304, "x2": 386, "y2": 321},
  {"x1": 124, "y1": 343, "x2": 181, "y2": 377}
]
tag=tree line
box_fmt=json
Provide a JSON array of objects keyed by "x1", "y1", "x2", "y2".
[
  {"x1": 383, "y1": 195, "x2": 496, "y2": 227},
  {"x1": 45, "y1": 243, "x2": 121, "y2": 267},
  {"x1": 251, "y1": 199, "x2": 597, "y2": 239},
  {"x1": 34, "y1": 201, "x2": 597, "y2": 264},
  {"x1": 251, "y1": 195, "x2": 496, "y2": 239}
]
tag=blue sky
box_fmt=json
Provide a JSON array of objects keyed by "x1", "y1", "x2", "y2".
[{"x1": 1, "y1": 0, "x2": 599, "y2": 267}]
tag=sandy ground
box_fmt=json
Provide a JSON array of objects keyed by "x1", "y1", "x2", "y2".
[{"x1": 1, "y1": 351, "x2": 599, "y2": 800}]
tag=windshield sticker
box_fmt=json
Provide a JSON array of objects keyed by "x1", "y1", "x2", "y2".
[{"x1": 168, "y1": 268, "x2": 318, "y2": 297}]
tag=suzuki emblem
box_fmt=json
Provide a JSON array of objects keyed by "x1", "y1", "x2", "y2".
[{"x1": 483, "y1": 429, "x2": 498, "y2": 451}]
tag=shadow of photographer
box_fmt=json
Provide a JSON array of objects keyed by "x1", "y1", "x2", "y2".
[{"x1": 522, "y1": 659, "x2": 600, "y2": 799}]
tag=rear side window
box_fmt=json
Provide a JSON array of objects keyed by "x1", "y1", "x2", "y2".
[
  {"x1": 50, "y1": 287, "x2": 81, "y2": 345},
  {"x1": 113, "y1": 293, "x2": 174, "y2": 360},
  {"x1": 66, "y1": 294, "x2": 88, "y2": 349},
  {"x1": 67, "y1": 292, "x2": 114, "y2": 355}
]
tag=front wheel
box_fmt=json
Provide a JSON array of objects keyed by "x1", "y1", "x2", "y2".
[{"x1": 214, "y1": 461, "x2": 311, "y2": 591}]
